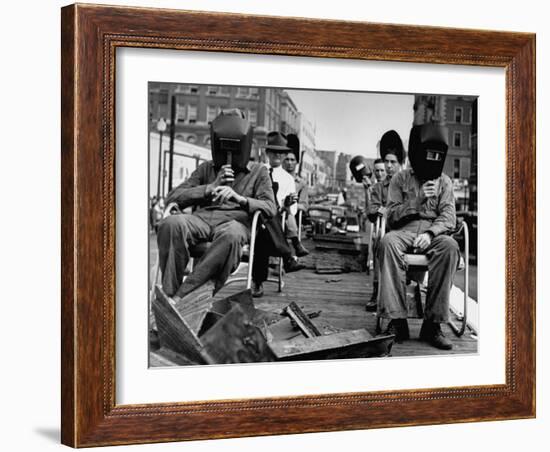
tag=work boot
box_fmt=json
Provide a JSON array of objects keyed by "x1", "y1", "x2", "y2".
[
  {"x1": 291, "y1": 237, "x2": 309, "y2": 257},
  {"x1": 419, "y1": 321, "x2": 453, "y2": 350},
  {"x1": 365, "y1": 282, "x2": 378, "y2": 311},
  {"x1": 252, "y1": 282, "x2": 264, "y2": 298},
  {"x1": 284, "y1": 256, "x2": 306, "y2": 273},
  {"x1": 384, "y1": 319, "x2": 410, "y2": 343}
]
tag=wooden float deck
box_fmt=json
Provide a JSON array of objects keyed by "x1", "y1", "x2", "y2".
[
  {"x1": 215, "y1": 268, "x2": 478, "y2": 358},
  {"x1": 149, "y1": 232, "x2": 478, "y2": 364}
]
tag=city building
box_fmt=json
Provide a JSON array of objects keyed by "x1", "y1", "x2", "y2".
[
  {"x1": 296, "y1": 113, "x2": 317, "y2": 186},
  {"x1": 148, "y1": 83, "x2": 286, "y2": 160},
  {"x1": 335, "y1": 153, "x2": 353, "y2": 188},
  {"x1": 316, "y1": 149, "x2": 338, "y2": 189},
  {"x1": 149, "y1": 132, "x2": 212, "y2": 198},
  {"x1": 279, "y1": 91, "x2": 300, "y2": 136},
  {"x1": 413, "y1": 94, "x2": 477, "y2": 180}
]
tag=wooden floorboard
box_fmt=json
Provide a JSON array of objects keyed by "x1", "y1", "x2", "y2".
[{"x1": 216, "y1": 267, "x2": 478, "y2": 358}]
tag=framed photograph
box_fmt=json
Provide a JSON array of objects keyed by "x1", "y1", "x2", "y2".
[{"x1": 61, "y1": 3, "x2": 535, "y2": 447}]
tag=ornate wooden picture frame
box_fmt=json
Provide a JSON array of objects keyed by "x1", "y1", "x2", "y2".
[{"x1": 61, "y1": 3, "x2": 535, "y2": 447}]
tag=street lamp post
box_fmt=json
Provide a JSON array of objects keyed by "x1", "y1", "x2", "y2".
[{"x1": 156, "y1": 118, "x2": 167, "y2": 198}]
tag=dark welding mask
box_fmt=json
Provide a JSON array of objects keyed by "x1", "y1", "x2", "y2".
[
  {"x1": 210, "y1": 109, "x2": 253, "y2": 172},
  {"x1": 349, "y1": 155, "x2": 372, "y2": 183},
  {"x1": 408, "y1": 123, "x2": 449, "y2": 181},
  {"x1": 380, "y1": 130, "x2": 405, "y2": 165}
]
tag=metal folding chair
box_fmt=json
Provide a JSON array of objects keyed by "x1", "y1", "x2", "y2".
[
  {"x1": 376, "y1": 216, "x2": 470, "y2": 337},
  {"x1": 149, "y1": 203, "x2": 284, "y2": 303}
]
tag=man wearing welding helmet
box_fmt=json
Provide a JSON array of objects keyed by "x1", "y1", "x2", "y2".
[
  {"x1": 156, "y1": 109, "x2": 276, "y2": 303},
  {"x1": 377, "y1": 124, "x2": 459, "y2": 350},
  {"x1": 364, "y1": 130, "x2": 404, "y2": 311}
]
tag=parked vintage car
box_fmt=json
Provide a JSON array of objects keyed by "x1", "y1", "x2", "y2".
[
  {"x1": 345, "y1": 213, "x2": 360, "y2": 233},
  {"x1": 304, "y1": 205, "x2": 334, "y2": 237}
]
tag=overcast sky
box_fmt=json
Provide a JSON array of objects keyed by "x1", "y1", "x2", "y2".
[{"x1": 286, "y1": 89, "x2": 415, "y2": 159}]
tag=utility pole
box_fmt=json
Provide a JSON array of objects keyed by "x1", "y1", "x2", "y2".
[
  {"x1": 156, "y1": 118, "x2": 167, "y2": 198},
  {"x1": 168, "y1": 95, "x2": 176, "y2": 192}
]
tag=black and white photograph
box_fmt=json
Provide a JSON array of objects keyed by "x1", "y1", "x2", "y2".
[{"x1": 147, "y1": 83, "x2": 478, "y2": 366}]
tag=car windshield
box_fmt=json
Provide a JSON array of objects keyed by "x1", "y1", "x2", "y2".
[{"x1": 308, "y1": 209, "x2": 331, "y2": 220}]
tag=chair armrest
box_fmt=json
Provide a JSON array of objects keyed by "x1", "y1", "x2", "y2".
[
  {"x1": 250, "y1": 210, "x2": 261, "y2": 234},
  {"x1": 280, "y1": 210, "x2": 287, "y2": 231}
]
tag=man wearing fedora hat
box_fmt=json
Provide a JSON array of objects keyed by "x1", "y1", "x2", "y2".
[{"x1": 251, "y1": 131, "x2": 306, "y2": 297}]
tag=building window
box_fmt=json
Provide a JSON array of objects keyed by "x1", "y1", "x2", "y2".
[
  {"x1": 207, "y1": 86, "x2": 219, "y2": 95},
  {"x1": 453, "y1": 159, "x2": 460, "y2": 178},
  {"x1": 453, "y1": 131, "x2": 462, "y2": 147},
  {"x1": 188, "y1": 105, "x2": 197, "y2": 123},
  {"x1": 158, "y1": 90, "x2": 169, "y2": 104},
  {"x1": 189, "y1": 85, "x2": 199, "y2": 94},
  {"x1": 206, "y1": 105, "x2": 218, "y2": 122},
  {"x1": 454, "y1": 107, "x2": 463, "y2": 123},
  {"x1": 248, "y1": 109, "x2": 258, "y2": 125},
  {"x1": 250, "y1": 87, "x2": 259, "y2": 97},
  {"x1": 176, "y1": 103, "x2": 187, "y2": 123},
  {"x1": 187, "y1": 135, "x2": 197, "y2": 144},
  {"x1": 237, "y1": 87, "x2": 250, "y2": 97}
]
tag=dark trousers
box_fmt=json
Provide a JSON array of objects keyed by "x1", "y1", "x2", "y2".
[
  {"x1": 157, "y1": 213, "x2": 249, "y2": 298},
  {"x1": 377, "y1": 229, "x2": 459, "y2": 323},
  {"x1": 252, "y1": 214, "x2": 292, "y2": 284}
]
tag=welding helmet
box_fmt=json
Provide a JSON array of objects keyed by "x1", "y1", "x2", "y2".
[
  {"x1": 349, "y1": 155, "x2": 373, "y2": 183},
  {"x1": 380, "y1": 130, "x2": 405, "y2": 165},
  {"x1": 210, "y1": 109, "x2": 253, "y2": 172},
  {"x1": 408, "y1": 123, "x2": 449, "y2": 181},
  {"x1": 285, "y1": 133, "x2": 300, "y2": 162}
]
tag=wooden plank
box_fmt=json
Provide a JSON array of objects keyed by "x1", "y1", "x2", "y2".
[
  {"x1": 268, "y1": 317, "x2": 342, "y2": 342},
  {"x1": 283, "y1": 302, "x2": 322, "y2": 338},
  {"x1": 152, "y1": 285, "x2": 212, "y2": 364},
  {"x1": 211, "y1": 289, "x2": 255, "y2": 317},
  {"x1": 200, "y1": 304, "x2": 276, "y2": 364},
  {"x1": 173, "y1": 281, "x2": 216, "y2": 335},
  {"x1": 270, "y1": 330, "x2": 395, "y2": 361}
]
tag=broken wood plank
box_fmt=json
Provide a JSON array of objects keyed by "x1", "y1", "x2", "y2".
[
  {"x1": 315, "y1": 266, "x2": 343, "y2": 274},
  {"x1": 152, "y1": 285, "x2": 213, "y2": 364},
  {"x1": 200, "y1": 304, "x2": 276, "y2": 364},
  {"x1": 283, "y1": 302, "x2": 322, "y2": 338},
  {"x1": 210, "y1": 289, "x2": 255, "y2": 317},
  {"x1": 269, "y1": 330, "x2": 394, "y2": 361},
  {"x1": 172, "y1": 281, "x2": 216, "y2": 335}
]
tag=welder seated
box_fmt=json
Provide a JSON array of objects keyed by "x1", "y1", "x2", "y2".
[
  {"x1": 156, "y1": 109, "x2": 276, "y2": 303},
  {"x1": 377, "y1": 123, "x2": 460, "y2": 350}
]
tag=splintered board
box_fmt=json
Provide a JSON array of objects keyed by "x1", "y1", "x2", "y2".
[
  {"x1": 152, "y1": 285, "x2": 213, "y2": 364},
  {"x1": 270, "y1": 330, "x2": 394, "y2": 361},
  {"x1": 200, "y1": 304, "x2": 276, "y2": 364}
]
